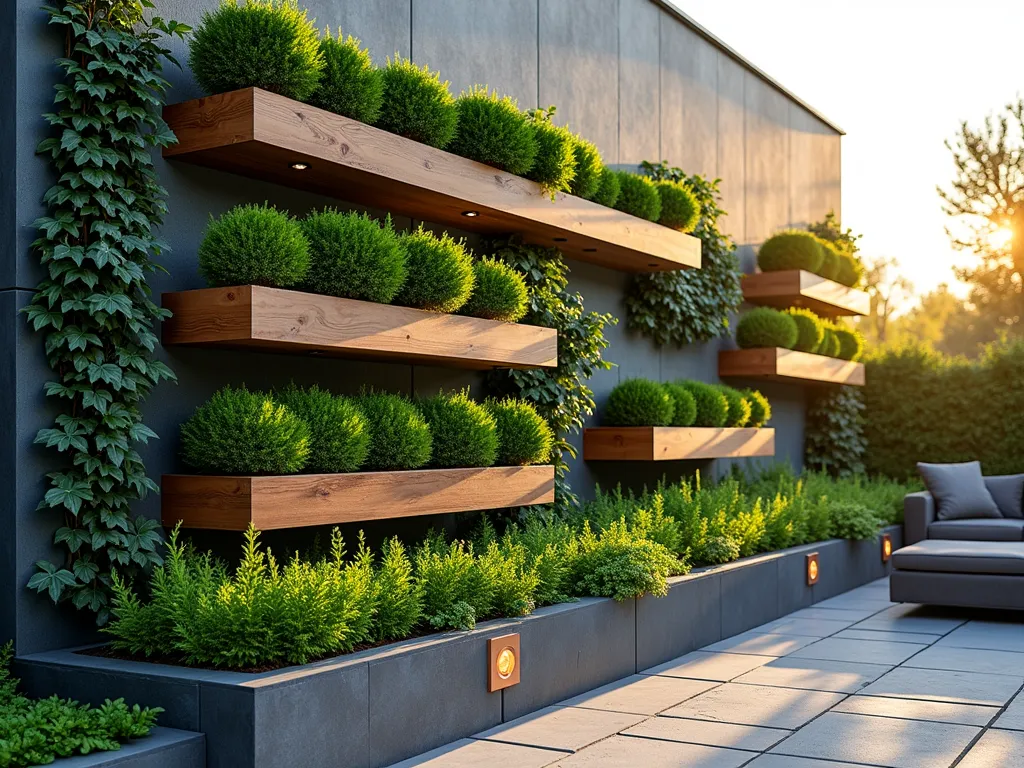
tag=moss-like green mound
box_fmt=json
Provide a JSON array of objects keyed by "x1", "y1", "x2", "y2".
[
  {"x1": 308, "y1": 30, "x2": 383, "y2": 123},
  {"x1": 833, "y1": 327, "x2": 865, "y2": 361},
  {"x1": 356, "y1": 391, "x2": 432, "y2": 470},
  {"x1": 757, "y1": 230, "x2": 824, "y2": 273},
  {"x1": 525, "y1": 109, "x2": 577, "y2": 194},
  {"x1": 448, "y1": 87, "x2": 537, "y2": 176},
  {"x1": 718, "y1": 385, "x2": 752, "y2": 428},
  {"x1": 662, "y1": 383, "x2": 697, "y2": 427},
  {"x1": 417, "y1": 390, "x2": 497, "y2": 468},
  {"x1": 376, "y1": 57, "x2": 458, "y2": 148},
  {"x1": 817, "y1": 326, "x2": 841, "y2": 357},
  {"x1": 604, "y1": 379, "x2": 674, "y2": 427},
  {"x1": 590, "y1": 165, "x2": 621, "y2": 207},
  {"x1": 275, "y1": 385, "x2": 368, "y2": 473},
  {"x1": 460, "y1": 257, "x2": 529, "y2": 322},
  {"x1": 785, "y1": 308, "x2": 825, "y2": 353},
  {"x1": 677, "y1": 380, "x2": 729, "y2": 428},
  {"x1": 569, "y1": 134, "x2": 603, "y2": 200},
  {"x1": 656, "y1": 181, "x2": 700, "y2": 233},
  {"x1": 486, "y1": 398, "x2": 554, "y2": 465},
  {"x1": 743, "y1": 389, "x2": 771, "y2": 427},
  {"x1": 735, "y1": 307, "x2": 799, "y2": 349},
  {"x1": 613, "y1": 172, "x2": 662, "y2": 222},
  {"x1": 394, "y1": 226, "x2": 475, "y2": 313},
  {"x1": 198, "y1": 203, "x2": 309, "y2": 288}
]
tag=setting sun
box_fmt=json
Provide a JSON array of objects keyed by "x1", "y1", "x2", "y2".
[{"x1": 988, "y1": 225, "x2": 1014, "y2": 250}]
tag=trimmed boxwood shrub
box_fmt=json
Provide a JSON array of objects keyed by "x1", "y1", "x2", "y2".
[
  {"x1": 275, "y1": 385, "x2": 368, "y2": 473},
  {"x1": 744, "y1": 389, "x2": 771, "y2": 427},
  {"x1": 613, "y1": 172, "x2": 662, "y2": 222},
  {"x1": 395, "y1": 227, "x2": 475, "y2": 313},
  {"x1": 662, "y1": 383, "x2": 697, "y2": 427},
  {"x1": 785, "y1": 308, "x2": 825, "y2": 353},
  {"x1": 757, "y1": 230, "x2": 824, "y2": 273},
  {"x1": 656, "y1": 181, "x2": 700, "y2": 232},
  {"x1": 486, "y1": 398, "x2": 554, "y2": 465},
  {"x1": 448, "y1": 87, "x2": 537, "y2": 175},
  {"x1": 198, "y1": 203, "x2": 309, "y2": 288},
  {"x1": 604, "y1": 379, "x2": 674, "y2": 426},
  {"x1": 569, "y1": 134, "x2": 602, "y2": 200},
  {"x1": 736, "y1": 307, "x2": 798, "y2": 349},
  {"x1": 816, "y1": 238, "x2": 841, "y2": 281},
  {"x1": 678, "y1": 380, "x2": 729, "y2": 427},
  {"x1": 308, "y1": 30, "x2": 383, "y2": 123},
  {"x1": 818, "y1": 326, "x2": 841, "y2": 357},
  {"x1": 302, "y1": 210, "x2": 406, "y2": 303},
  {"x1": 834, "y1": 327, "x2": 865, "y2": 361},
  {"x1": 417, "y1": 390, "x2": 498, "y2": 469},
  {"x1": 188, "y1": 0, "x2": 324, "y2": 101},
  {"x1": 836, "y1": 251, "x2": 864, "y2": 287},
  {"x1": 591, "y1": 165, "x2": 621, "y2": 206},
  {"x1": 376, "y1": 57, "x2": 458, "y2": 148},
  {"x1": 525, "y1": 108, "x2": 576, "y2": 194},
  {"x1": 356, "y1": 391, "x2": 432, "y2": 470},
  {"x1": 460, "y1": 257, "x2": 528, "y2": 322},
  {"x1": 181, "y1": 386, "x2": 310, "y2": 474},
  {"x1": 718, "y1": 385, "x2": 752, "y2": 428}
]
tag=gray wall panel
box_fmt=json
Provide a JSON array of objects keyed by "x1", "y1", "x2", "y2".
[
  {"x1": 617, "y1": 0, "x2": 661, "y2": 165},
  {"x1": 716, "y1": 53, "x2": 746, "y2": 246},
  {"x1": 659, "y1": 18, "x2": 717, "y2": 178},
  {"x1": 744, "y1": 71, "x2": 790, "y2": 246}
]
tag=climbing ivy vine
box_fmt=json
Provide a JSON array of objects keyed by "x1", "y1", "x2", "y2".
[{"x1": 25, "y1": 0, "x2": 187, "y2": 623}]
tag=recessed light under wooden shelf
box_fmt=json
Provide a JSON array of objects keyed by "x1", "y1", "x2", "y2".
[
  {"x1": 741, "y1": 270, "x2": 870, "y2": 316},
  {"x1": 719, "y1": 347, "x2": 865, "y2": 386},
  {"x1": 162, "y1": 88, "x2": 701, "y2": 273},
  {"x1": 583, "y1": 427, "x2": 775, "y2": 461}
]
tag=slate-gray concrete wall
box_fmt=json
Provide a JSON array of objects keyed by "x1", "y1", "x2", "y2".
[{"x1": 3, "y1": 0, "x2": 842, "y2": 653}]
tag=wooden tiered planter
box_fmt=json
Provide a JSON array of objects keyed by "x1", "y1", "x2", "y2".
[
  {"x1": 584, "y1": 427, "x2": 775, "y2": 461},
  {"x1": 741, "y1": 270, "x2": 870, "y2": 317},
  {"x1": 719, "y1": 348, "x2": 865, "y2": 386}
]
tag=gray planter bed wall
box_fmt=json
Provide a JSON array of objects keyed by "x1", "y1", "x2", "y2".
[{"x1": 15, "y1": 525, "x2": 901, "y2": 768}]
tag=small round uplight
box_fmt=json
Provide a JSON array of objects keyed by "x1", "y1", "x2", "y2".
[
  {"x1": 496, "y1": 647, "x2": 516, "y2": 679},
  {"x1": 289, "y1": 161, "x2": 310, "y2": 171},
  {"x1": 462, "y1": 210, "x2": 480, "y2": 217},
  {"x1": 808, "y1": 560, "x2": 819, "y2": 582},
  {"x1": 883, "y1": 537, "x2": 892, "y2": 560}
]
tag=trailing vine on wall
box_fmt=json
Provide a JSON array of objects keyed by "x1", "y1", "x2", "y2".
[
  {"x1": 624, "y1": 160, "x2": 742, "y2": 347},
  {"x1": 804, "y1": 386, "x2": 867, "y2": 477},
  {"x1": 25, "y1": 0, "x2": 187, "y2": 623}
]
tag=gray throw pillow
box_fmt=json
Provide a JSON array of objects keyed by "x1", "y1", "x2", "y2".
[
  {"x1": 917, "y1": 461, "x2": 1002, "y2": 521},
  {"x1": 983, "y1": 474, "x2": 1024, "y2": 519}
]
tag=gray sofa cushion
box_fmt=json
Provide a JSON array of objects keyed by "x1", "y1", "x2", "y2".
[
  {"x1": 984, "y1": 474, "x2": 1024, "y2": 519},
  {"x1": 928, "y1": 519, "x2": 1024, "y2": 542},
  {"x1": 891, "y1": 540, "x2": 1024, "y2": 575},
  {"x1": 917, "y1": 461, "x2": 1001, "y2": 520}
]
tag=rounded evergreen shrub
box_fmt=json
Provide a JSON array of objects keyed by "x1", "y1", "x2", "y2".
[
  {"x1": 525, "y1": 110, "x2": 576, "y2": 194},
  {"x1": 302, "y1": 210, "x2": 406, "y2": 303},
  {"x1": 829, "y1": 501, "x2": 882, "y2": 540},
  {"x1": 181, "y1": 385, "x2": 310, "y2": 474},
  {"x1": 569, "y1": 134, "x2": 602, "y2": 200},
  {"x1": 757, "y1": 231, "x2": 824, "y2": 273},
  {"x1": 448, "y1": 87, "x2": 537, "y2": 175},
  {"x1": 188, "y1": 0, "x2": 324, "y2": 101},
  {"x1": 604, "y1": 379, "x2": 674, "y2": 427},
  {"x1": 816, "y1": 239, "x2": 841, "y2": 281},
  {"x1": 460, "y1": 257, "x2": 528, "y2": 322},
  {"x1": 307, "y1": 30, "x2": 383, "y2": 123},
  {"x1": 735, "y1": 307, "x2": 798, "y2": 349},
  {"x1": 662, "y1": 383, "x2": 697, "y2": 427},
  {"x1": 785, "y1": 308, "x2": 825, "y2": 353},
  {"x1": 394, "y1": 227, "x2": 475, "y2": 313},
  {"x1": 717, "y1": 385, "x2": 752, "y2": 428},
  {"x1": 613, "y1": 172, "x2": 662, "y2": 222},
  {"x1": 817, "y1": 326, "x2": 840, "y2": 357},
  {"x1": 376, "y1": 57, "x2": 458, "y2": 148},
  {"x1": 678, "y1": 380, "x2": 729, "y2": 428},
  {"x1": 743, "y1": 389, "x2": 771, "y2": 427},
  {"x1": 416, "y1": 390, "x2": 497, "y2": 468},
  {"x1": 486, "y1": 398, "x2": 553, "y2": 465},
  {"x1": 275, "y1": 385, "x2": 368, "y2": 473},
  {"x1": 656, "y1": 181, "x2": 700, "y2": 233},
  {"x1": 701, "y1": 535, "x2": 740, "y2": 566},
  {"x1": 198, "y1": 203, "x2": 309, "y2": 288},
  {"x1": 356, "y1": 391, "x2": 432, "y2": 470},
  {"x1": 835, "y1": 251, "x2": 865, "y2": 287},
  {"x1": 834, "y1": 327, "x2": 865, "y2": 361},
  {"x1": 590, "y1": 165, "x2": 621, "y2": 207}
]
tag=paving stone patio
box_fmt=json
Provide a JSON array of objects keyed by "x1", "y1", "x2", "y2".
[{"x1": 391, "y1": 577, "x2": 1024, "y2": 768}]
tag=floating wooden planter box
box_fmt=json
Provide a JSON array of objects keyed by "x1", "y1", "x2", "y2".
[
  {"x1": 161, "y1": 465, "x2": 555, "y2": 530},
  {"x1": 741, "y1": 270, "x2": 870, "y2": 316},
  {"x1": 162, "y1": 285, "x2": 557, "y2": 370},
  {"x1": 719, "y1": 348, "x2": 866, "y2": 386},
  {"x1": 583, "y1": 427, "x2": 775, "y2": 461},
  {"x1": 162, "y1": 88, "x2": 701, "y2": 273}
]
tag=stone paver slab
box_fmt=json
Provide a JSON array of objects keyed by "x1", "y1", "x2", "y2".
[
  {"x1": 852, "y1": 604, "x2": 965, "y2": 635},
  {"x1": 769, "y1": 711, "x2": 980, "y2": 767},
  {"x1": 814, "y1": 596, "x2": 895, "y2": 611},
  {"x1": 994, "y1": 692, "x2": 1024, "y2": 731},
  {"x1": 788, "y1": 637, "x2": 927, "y2": 666},
  {"x1": 833, "y1": 628, "x2": 941, "y2": 645},
  {"x1": 957, "y1": 728, "x2": 1024, "y2": 768},
  {"x1": 936, "y1": 621, "x2": 1024, "y2": 653},
  {"x1": 701, "y1": 632, "x2": 817, "y2": 657},
  {"x1": 474, "y1": 706, "x2": 644, "y2": 753},
  {"x1": 832, "y1": 695, "x2": 999, "y2": 726},
  {"x1": 906, "y1": 645, "x2": 1024, "y2": 675},
  {"x1": 624, "y1": 716, "x2": 788, "y2": 752},
  {"x1": 751, "y1": 617, "x2": 852, "y2": 638},
  {"x1": 859, "y1": 666, "x2": 1024, "y2": 707},
  {"x1": 662, "y1": 683, "x2": 844, "y2": 729},
  {"x1": 733, "y1": 656, "x2": 891, "y2": 693},
  {"x1": 388, "y1": 738, "x2": 563, "y2": 768},
  {"x1": 559, "y1": 674, "x2": 716, "y2": 715},
  {"x1": 788, "y1": 607, "x2": 881, "y2": 621},
  {"x1": 642, "y1": 651, "x2": 771, "y2": 682},
  {"x1": 550, "y1": 735, "x2": 749, "y2": 767},
  {"x1": 746, "y1": 756, "x2": 857, "y2": 767}
]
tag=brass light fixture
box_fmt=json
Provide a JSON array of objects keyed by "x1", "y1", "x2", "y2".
[
  {"x1": 488, "y1": 633, "x2": 520, "y2": 692},
  {"x1": 806, "y1": 552, "x2": 820, "y2": 585},
  {"x1": 881, "y1": 533, "x2": 892, "y2": 563}
]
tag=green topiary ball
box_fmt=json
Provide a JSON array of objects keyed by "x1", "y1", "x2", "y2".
[
  {"x1": 613, "y1": 172, "x2": 662, "y2": 222},
  {"x1": 677, "y1": 380, "x2": 728, "y2": 428},
  {"x1": 525, "y1": 109, "x2": 577, "y2": 194},
  {"x1": 181, "y1": 385, "x2": 309, "y2": 474},
  {"x1": 198, "y1": 203, "x2": 309, "y2": 288},
  {"x1": 717, "y1": 385, "x2": 752, "y2": 428},
  {"x1": 486, "y1": 398, "x2": 553, "y2": 465},
  {"x1": 757, "y1": 231, "x2": 824, "y2": 273},
  {"x1": 816, "y1": 238, "x2": 841, "y2": 281},
  {"x1": 604, "y1": 379, "x2": 674, "y2": 427},
  {"x1": 356, "y1": 391, "x2": 432, "y2": 470},
  {"x1": 662, "y1": 383, "x2": 697, "y2": 427},
  {"x1": 275, "y1": 385, "x2": 368, "y2": 473},
  {"x1": 736, "y1": 307, "x2": 799, "y2": 349},
  {"x1": 833, "y1": 327, "x2": 865, "y2": 361},
  {"x1": 394, "y1": 226, "x2": 475, "y2": 313},
  {"x1": 656, "y1": 181, "x2": 700, "y2": 232},
  {"x1": 835, "y1": 251, "x2": 865, "y2": 287},
  {"x1": 376, "y1": 57, "x2": 458, "y2": 148},
  {"x1": 302, "y1": 210, "x2": 406, "y2": 303},
  {"x1": 416, "y1": 390, "x2": 497, "y2": 468},
  {"x1": 817, "y1": 326, "x2": 840, "y2": 357},
  {"x1": 188, "y1": 0, "x2": 324, "y2": 101},
  {"x1": 743, "y1": 389, "x2": 771, "y2": 427},
  {"x1": 460, "y1": 257, "x2": 528, "y2": 322},
  {"x1": 785, "y1": 308, "x2": 825, "y2": 353},
  {"x1": 448, "y1": 86, "x2": 537, "y2": 176},
  {"x1": 307, "y1": 29, "x2": 383, "y2": 123},
  {"x1": 569, "y1": 134, "x2": 602, "y2": 200},
  {"x1": 590, "y1": 165, "x2": 621, "y2": 207}
]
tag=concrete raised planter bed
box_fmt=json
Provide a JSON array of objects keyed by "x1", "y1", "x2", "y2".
[{"x1": 15, "y1": 525, "x2": 901, "y2": 768}]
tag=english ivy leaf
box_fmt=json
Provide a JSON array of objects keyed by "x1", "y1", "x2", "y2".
[{"x1": 28, "y1": 562, "x2": 78, "y2": 602}]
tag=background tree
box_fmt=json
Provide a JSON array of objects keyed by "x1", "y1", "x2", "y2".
[{"x1": 859, "y1": 255, "x2": 913, "y2": 344}]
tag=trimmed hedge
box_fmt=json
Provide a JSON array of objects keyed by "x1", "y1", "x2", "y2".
[
  {"x1": 678, "y1": 380, "x2": 729, "y2": 428},
  {"x1": 816, "y1": 238, "x2": 841, "y2": 281},
  {"x1": 785, "y1": 308, "x2": 825, "y2": 353},
  {"x1": 357, "y1": 391, "x2": 433, "y2": 471},
  {"x1": 486, "y1": 398, "x2": 554, "y2": 465},
  {"x1": 591, "y1": 165, "x2": 621, "y2": 207},
  {"x1": 309, "y1": 30, "x2": 383, "y2": 123},
  {"x1": 525, "y1": 109, "x2": 577, "y2": 194},
  {"x1": 394, "y1": 226, "x2": 475, "y2": 313},
  {"x1": 818, "y1": 326, "x2": 841, "y2": 357},
  {"x1": 569, "y1": 134, "x2": 603, "y2": 200},
  {"x1": 604, "y1": 379, "x2": 674, "y2": 427},
  {"x1": 275, "y1": 385, "x2": 368, "y2": 473},
  {"x1": 662, "y1": 383, "x2": 697, "y2": 427},
  {"x1": 460, "y1": 257, "x2": 529, "y2": 322},
  {"x1": 718, "y1": 385, "x2": 752, "y2": 428},
  {"x1": 199, "y1": 203, "x2": 309, "y2": 288},
  {"x1": 744, "y1": 389, "x2": 771, "y2": 428},
  {"x1": 376, "y1": 57, "x2": 458, "y2": 148},
  {"x1": 834, "y1": 327, "x2": 865, "y2": 361},
  {"x1": 735, "y1": 307, "x2": 798, "y2": 349},
  {"x1": 417, "y1": 390, "x2": 497, "y2": 469},
  {"x1": 449, "y1": 86, "x2": 537, "y2": 175},
  {"x1": 757, "y1": 230, "x2": 824, "y2": 273},
  {"x1": 613, "y1": 172, "x2": 662, "y2": 221},
  {"x1": 655, "y1": 181, "x2": 700, "y2": 232}
]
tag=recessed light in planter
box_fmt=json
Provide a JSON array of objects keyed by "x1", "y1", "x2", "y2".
[
  {"x1": 881, "y1": 533, "x2": 892, "y2": 562},
  {"x1": 806, "y1": 552, "x2": 820, "y2": 585},
  {"x1": 289, "y1": 161, "x2": 310, "y2": 171},
  {"x1": 488, "y1": 633, "x2": 520, "y2": 692},
  {"x1": 462, "y1": 210, "x2": 480, "y2": 217}
]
